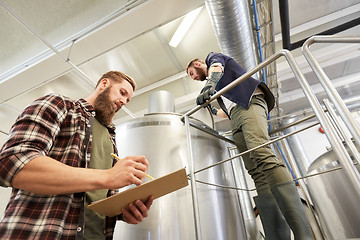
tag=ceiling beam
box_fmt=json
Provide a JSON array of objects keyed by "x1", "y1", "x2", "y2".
[
  {"x1": 277, "y1": 43, "x2": 360, "y2": 82},
  {"x1": 133, "y1": 71, "x2": 188, "y2": 96},
  {"x1": 275, "y1": 3, "x2": 360, "y2": 42},
  {"x1": 279, "y1": 72, "x2": 360, "y2": 104}
]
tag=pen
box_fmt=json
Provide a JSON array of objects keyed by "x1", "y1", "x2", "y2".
[{"x1": 111, "y1": 153, "x2": 154, "y2": 180}]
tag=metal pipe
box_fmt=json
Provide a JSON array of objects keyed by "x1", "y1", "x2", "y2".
[
  {"x1": 251, "y1": 0, "x2": 297, "y2": 180},
  {"x1": 323, "y1": 99, "x2": 360, "y2": 167},
  {"x1": 276, "y1": 138, "x2": 325, "y2": 240},
  {"x1": 0, "y1": 130, "x2": 8, "y2": 136},
  {"x1": 269, "y1": 113, "x2": 317, "y2": 135},
  {"x1": 302, "y1": 36, "x2": 360, "y2": 148},
  {"x1": 195, "y1": 179, "x2": 256, "y2": 191},
  {"x1": 282, "y1": 49, "x2": 360, "y2": 197},
  {"x1": 278, "y1": 0, "x2": 291, "y2": 50},
  {"x1": 251, "y1": 0, "x2": 266, "y2": 83},
  {"x1": 194, "y1": 122, "x2": 319, "y2": 175},
  {"x1": 188, "y1": 121, "x2": 235, "y2": 145},
  {"x1": 278, "y1": 0, "x2": 360, "y2": 50},
  {"x1": 184, "y1": 115, "x2": 202, "y2": 240},
  {"x1": 268, "y1": 109, "x2": 311, "y2": 123},
  {"x1": 182, "y1": 48, "x2": 360, "y2": 234},
  {"x1": 183, "y1": 49, "x2": 360, "y2": 197},
  {"x1": 281, "y1": 117, "x2": 312, "y2": 176},
  {"x1": 324, "y1": 103, "x2": 346, "y2": 143},
  {"x1": 255, "y1": 0, "x2": 296, "y2": 179},
  {"x1": 229, "y1": 147, "x2": 261, "y2": 240},
  {"x1": 269, "y1": 94, "x2": 360, "y2": 125},
  {"x1": 181, "y1": 50, "x2": 283, "y2": 119},
  {"x1": 289, "y1": 17, "x2": 360, "y2": 50},
  {"x1": 274, "y1": 140, "x2": 297, "y2": 180}
]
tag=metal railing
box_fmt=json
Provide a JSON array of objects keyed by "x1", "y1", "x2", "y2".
[
  {"x1": 303, "y1": 36, "x2": 360, "y2": 147},
  {"x1": 323, "y1": 99, "x2": 360, "y2": 166},
  {"x1": 302, "y1": 36, "x2": 360, "y2": 192},
  {"x1": 181, "y1": 45, "x2": 360, "y2": 239}
]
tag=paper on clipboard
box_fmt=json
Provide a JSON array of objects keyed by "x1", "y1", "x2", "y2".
[{"x1": 88, "y1": 168, "x2": 188, "y2": 217}]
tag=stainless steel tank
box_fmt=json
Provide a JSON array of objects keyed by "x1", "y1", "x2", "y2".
[
  {"x1": 306, "y1": 149, "x2": 360, "y2": 239},
  {"x1": 148, "y1": 90, "x2": 175, "y2": 113},
  {"x1": 113, "y1": 112, "x2": 247, "y2": 239}
]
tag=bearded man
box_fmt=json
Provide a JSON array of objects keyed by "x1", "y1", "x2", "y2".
[{"x1": 0, "y1": 71, "x2": 154, "y2": 239}]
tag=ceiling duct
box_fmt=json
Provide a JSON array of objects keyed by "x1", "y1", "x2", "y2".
[{"x1": 204, "y1": 0, "x2": 257, "y2": 71}]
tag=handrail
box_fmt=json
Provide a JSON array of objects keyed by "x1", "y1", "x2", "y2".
[
  {"x1": 268, "y1": 113, "x2": 317, "y2": 135},
  {"x1": 181, "y1": 50, "x2": 285, "y2": 119},
  {"x1": 302, "y1": 36, "x2": 360, "y2": 147},
  {"x1": 268, "y1": 95, "x2": 360, "y2": 125},
  {"x1": 279, "y1": 49, "x2": 360, "y2": 196},
  {"x1": 194, "y1": 122, "x2": 319, "y2": 175},
  {"x1": 323, "y1": 99, "x2": 360, "y2": 167},
  {"x1": 184, "y1": 115, "x2": 202, "y2": 240},
  {"x1": 301, "y1": 36, "x2": 360, "y2": 196},
  {"x1": 182, "y1": 49, "x2": 360, "y2": 207},
  {"x1": 180, "y1": 50, "x2": 285, "y2": 240}
]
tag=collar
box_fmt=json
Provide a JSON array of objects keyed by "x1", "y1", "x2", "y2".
[
  {"x1": 78, "y1": 98, "x2": 96, "y2": 117},
  {"x1": 78, "y1": 98, "x2": 116, "y2": 132}
]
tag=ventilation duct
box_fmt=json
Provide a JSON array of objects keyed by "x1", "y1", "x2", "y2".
[
  {"x1": 203, "y1": 1, "x2": 264, "y2": 239},
  {"x1": 204, "y1": 0, "x2": 257, "y2": 71}
]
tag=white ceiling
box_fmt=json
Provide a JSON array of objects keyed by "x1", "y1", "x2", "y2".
[{"x1": 0, "y1": 0, "x2": 360, "y2": 145}]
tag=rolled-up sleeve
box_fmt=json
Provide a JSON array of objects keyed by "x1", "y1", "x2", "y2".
[{"x1": 0, "y1": 94, "x2": 67, "y2": 187}]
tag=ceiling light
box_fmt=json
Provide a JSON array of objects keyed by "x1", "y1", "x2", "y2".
[{"x1": 169, "y1": 6, "x2": 203, "y2": 48}]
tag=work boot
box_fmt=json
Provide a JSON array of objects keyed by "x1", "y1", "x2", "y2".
[
  {"x1": 254, "y1": 193, "x2": 291, "y2": 240},
  {"x1": 271, "y1": 182, "x2": 314, "y2": 240}
]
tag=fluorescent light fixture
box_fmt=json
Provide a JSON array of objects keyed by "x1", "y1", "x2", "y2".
[{"x1": 169, "y1": 6, "x2": 203, "y2": 48}]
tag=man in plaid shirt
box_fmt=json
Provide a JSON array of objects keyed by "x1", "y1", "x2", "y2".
[{"x1": 0, "y1": 71, "x2": 154, "y2": 239}]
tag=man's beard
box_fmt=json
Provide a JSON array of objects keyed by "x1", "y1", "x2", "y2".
[
  {"x1": 94, "y1": 87, "x2": 116, "y2": 126},
  {"x1": 195, "y1": 66, "x2": 207, "y2": 81}
]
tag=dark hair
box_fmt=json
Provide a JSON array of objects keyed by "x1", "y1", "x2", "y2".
[
  {"x1": 186, "y1": 58, "x2": 205, "y2": 74},
  {"x1": 96, "y1": 71, "x2": 136, "y2": 90}
]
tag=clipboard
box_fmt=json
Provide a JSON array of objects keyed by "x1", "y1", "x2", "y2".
[{"x1": 88, "y1": 168, "x2": 188, "y2": 217}]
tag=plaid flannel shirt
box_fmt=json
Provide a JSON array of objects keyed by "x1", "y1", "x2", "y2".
[{"x1": 0, "y1": 94, "x2": 119, "y2": 239}]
